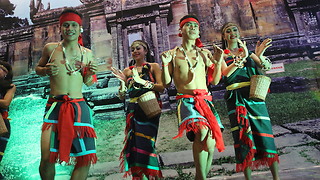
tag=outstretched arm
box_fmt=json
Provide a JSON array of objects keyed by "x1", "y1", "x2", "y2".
[{"x1": 111, "y1": 67, "x2": 128, "y2": 100}]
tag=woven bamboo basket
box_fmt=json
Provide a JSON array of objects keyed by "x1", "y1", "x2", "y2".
[
  {"x1": 138, "y1": 91, "x2": 161, "y2": 118},
  {"x1": 0, "y1": 116, "x2": 8, "y2": 136},
  {"x1": 249, "y1": 75, "x2": 271, "y2": 101}
]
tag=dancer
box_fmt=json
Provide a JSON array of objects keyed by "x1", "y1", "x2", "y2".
[
  {"x1": 220, "y1": 22, "x2": 279, "y2": 180},
  {"x1": 111, "y1": 40, "x2": 164, "y2": 179},
  {"x1": 161, "y1": 15, "x2": 225, "y2": 180},
  {"x1": 35, "y1": 8, "x2": 97, "y2": 179}
]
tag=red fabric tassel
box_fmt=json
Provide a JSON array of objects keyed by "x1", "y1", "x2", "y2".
[
  {"x1": 1, "y1": 111, "x2": 8, "y2": 119},
  {"x1": 119, "y1": 111, "x2": 134, "y2": 172},
  {"x1": 236, "y1": 106, "x2": 247, "y2": 140},
  {"x1": 234, "y1": 105, "x2": 257, "y2": 172},
  {"x1": 195, "y1": 38, "x2": 204, "y2": 48},
  {"x1": 75, "y1": 153, "x2": 98, "y2": 168},
  {"x1": 123, "y1": 166, "x2": 163, "y2": 179},
  {"x1": 176, "y1": 89, "x2": 225, "y2": 152},
  {"x1": 207, "y1": 64, "x2": 218, "y2": 85},
  {"x1": 237, "y1": 151, "x2": 279, "y2": 172},
  {"x1": 49, "y1": 152, "x2": 59, "y2": 164},
  {"x1": 173, "y1": 118, "x2": 209, "y2": 139},
  {"x1": 74, "y1": 126, "x2": 97, "y2": 139}
]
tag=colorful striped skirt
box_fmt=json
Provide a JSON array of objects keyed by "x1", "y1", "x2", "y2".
[
  {"x1": 42, "y1": 95, "x2": 97, "y2": 167},
  {"x1": 120, "y1": 102, "x2": 163, "y2": 179}
]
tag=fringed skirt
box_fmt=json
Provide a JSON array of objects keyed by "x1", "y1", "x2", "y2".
[
  {"x1": 174, "y1": 97, "x2": 224, "y2": 141},
  {"x1": 120, "y1": 102, "x2": 163, "y2": 179},
  {"x1": 226, "y1": 92, "x2": 279, "y2": 172},
  {"x1": 42, "y1": 95, "x2": 97, "y2": 167}
]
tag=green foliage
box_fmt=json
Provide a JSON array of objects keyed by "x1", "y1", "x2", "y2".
[
  {"x1": 0, "y1": 0, "x2": 15, "y2": 16},
  {"x1": 213, "y1": 156, "x2": 236, "y2": 165},
  {"x1": 267, "y1": 60, "x2": 319, "y2": 79},
  {"x1": 94, "y1": 117, "x2": 126, "y2": 162},
  {"x1": 0, "y1": 0, "x2": 29, "y2": 30},
  {"x1": 266, "y1": 91, "x2": 320, "y2": 125}
]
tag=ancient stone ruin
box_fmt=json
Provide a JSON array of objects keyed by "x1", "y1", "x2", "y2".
[{"x1": 0, "y1": 0, "x2": 319, "y2": 114}]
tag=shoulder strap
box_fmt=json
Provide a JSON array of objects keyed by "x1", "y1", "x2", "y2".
[{"x1": 47, "y1": 43, "x2": 60, "y2": 63}]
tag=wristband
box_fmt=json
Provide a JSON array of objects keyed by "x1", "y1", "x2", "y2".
[{"x1": 261, "y1": 57, "x2": 272, "y2": 71}]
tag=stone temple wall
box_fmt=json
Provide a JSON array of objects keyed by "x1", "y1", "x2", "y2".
[{"x1": 0, "y1": 0, "x2": 319, "y2": 77}]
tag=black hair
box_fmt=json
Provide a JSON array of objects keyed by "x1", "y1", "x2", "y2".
[
  {"x1": 179, "y1": 14, "x2": 199, "y2": 24},
  {"x1": 0, "y1": 60, "x2": 14, "y2": 95},
  {"x1": 129, "y1": 40, "x2": 154, "y2": 66},
  {"x1": 221, "y1": 22, "x2": 240, "y2": 49},
  {"x1": 59, "y1": 8, "x2": 83, "y2": 19}
]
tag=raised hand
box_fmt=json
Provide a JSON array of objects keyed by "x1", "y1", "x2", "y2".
[
  {"x1": 237, "y1": 39, "x2": 249, "y2": 59},
  {"x1": 111, "y1": 67, "x2": 126, "y2": 83},
  {"x1": 45, "y1": 63, "x2": 59, "y2": 76},
  {"x1": 160, "y1": 50, "x2": 173, "y2": 65},
  {"x1": 255, "y1": 38, "x2": 272, "y2": 58},
  {"x1": 211, "y1": 44, "x2": 223, "y2": 64},
  {"x1": 85, "y1": 61, "x2": 97, "y2": 76}
]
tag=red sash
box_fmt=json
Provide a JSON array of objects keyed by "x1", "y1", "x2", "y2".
[
  {"x1": 176, "y1": 89, "x2": 225, "y2": 152},
  {"x1": 48, "y1": 95, "x2": 85, "y2": 163}
]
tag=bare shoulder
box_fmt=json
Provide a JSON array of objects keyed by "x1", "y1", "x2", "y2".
[
  {"x1": 82, "y1": 47, "x2": 93, "y2": 63},
  {"x1": 43, "y1": 42, "x2": 59, "y2": 52},
  {"x1": 149, "y1": 62, "x2": 160, "y2": 68},
  {"x1": 82, "y1": 47, "x2": 92, "y2": 53}
]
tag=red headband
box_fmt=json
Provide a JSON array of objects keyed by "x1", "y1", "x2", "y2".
[
  {"x1": 59, "y1": 12, "x2": 83, "y2": 46},
  {"x1": 179, "y1": 18, "x2": 200, "y2": 28},
  {"x1": 59, "y1": 12, "x2": 82, "y2": 26},
  {"x1": 178, "y1": 17, "x2": 203, "y2": 48}
]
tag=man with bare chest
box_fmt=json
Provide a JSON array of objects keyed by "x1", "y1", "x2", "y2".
[
  {"x1": 35, "y1": 8, "x2": 97, "y2": 179},
  {"x1": 161, "y1": 15, "x2": 225, "y2": 180}
]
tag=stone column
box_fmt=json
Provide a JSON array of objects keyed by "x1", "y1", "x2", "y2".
[
  {"x1": 292, "y1": 10, "x2": 306, "y2": 35},
  {"x1": 110, "y1": 23, "x2": 119, "y2": 69},
  {"x1": 117, "y1": 24, "x2": 125, "y2": 70},
  {"x1": 150, "y1": 22, "x2": 159, "y2": 63}
]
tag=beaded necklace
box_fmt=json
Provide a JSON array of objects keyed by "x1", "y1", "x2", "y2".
[
  {"x1": 177, "y1": 45, "x2": 200, "y2": 83},
  {"x1": 178, "y1": 46, "x2": 199, "y2": 73},
  {"x1": 61, "y1": 43, "x2": 84, "y2": 75},
  {"x1": 224, "y1": 48, "x2": 245, "y2": 68}
]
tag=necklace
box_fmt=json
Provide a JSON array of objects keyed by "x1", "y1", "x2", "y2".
[
  {"x1": 178, "y1": 46, "x2": 199, "y2": 73},
  {"x1": 178, "y1": 45, "x2": 200, "y2": 83},
  {"x1": 224, "y1": 48, "x2": 245, "y2": 68},
  {"x1": 61, "y1": 43, "x2": 84, "y2": 75}
]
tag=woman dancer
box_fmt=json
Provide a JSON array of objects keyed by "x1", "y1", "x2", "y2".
[
  {"x1": 220, "y1": 22, "x2": 280, "y2": 180},
  {"x1": 112, "y1": 40, "x2": 164, "y2": 180}
]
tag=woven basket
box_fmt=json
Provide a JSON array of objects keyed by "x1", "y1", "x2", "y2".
[
  {"x1": 0, "y1": 116, "x2": 8, "y2": 136},
  {"x1": 249, "y1": 75, "x2": 271, "y2": 101},
  {"x1": 138, "y1": 91, "x2": 161, "y2": 118}
]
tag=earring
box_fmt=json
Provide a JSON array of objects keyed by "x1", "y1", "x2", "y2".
[
  {"x1": 80, "y1": 28, "x2": 83, "y2": 33},
  {"x1": 224, "y1": 40, "x2": 228, "y2": 49}
]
